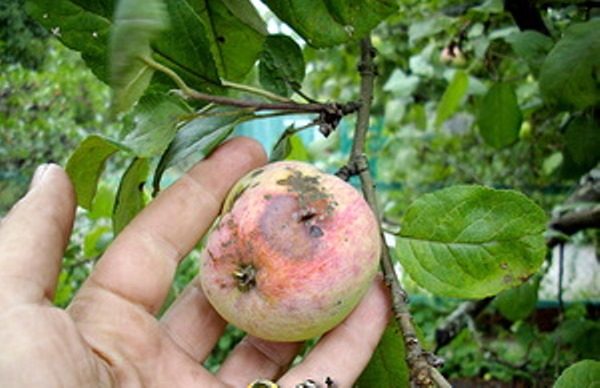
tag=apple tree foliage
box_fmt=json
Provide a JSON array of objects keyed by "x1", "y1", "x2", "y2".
[{"x1": 16, "y1": 0, "x2": 600, "y2": 385}]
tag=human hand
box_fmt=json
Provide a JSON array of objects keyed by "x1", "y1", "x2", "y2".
[{"x1": 0, "y1": 137, "x2": 391, "y2": 387}]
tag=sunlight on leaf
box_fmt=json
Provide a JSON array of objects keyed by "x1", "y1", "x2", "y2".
[{"x1": 109, "y1": 0, "x2": 167, "y2": 114}]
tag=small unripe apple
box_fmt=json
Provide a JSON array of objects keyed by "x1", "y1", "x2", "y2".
[
  {"x1": 440, "y1": 45, "x2": 467, "y2": 67},
  {"x1": 200, "y1": 161, "x2": 381, "y2": 342}
]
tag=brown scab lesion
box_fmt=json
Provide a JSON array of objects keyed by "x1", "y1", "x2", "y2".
[
  {"x1": 221, "y1": 239, "x2": 234, "y2": 248},
  {"x1": 276, "y1": 169, "x2": 337, "y2": 223}
]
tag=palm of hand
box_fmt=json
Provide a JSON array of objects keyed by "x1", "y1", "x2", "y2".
[{"x1": 0, "y1": 138, "x2": 390, "y2": 388}]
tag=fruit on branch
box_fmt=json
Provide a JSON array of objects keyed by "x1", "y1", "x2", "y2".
[
  {"x1": 440, "y1": 45, "x2": 467, "y2": 67},
  {"x1": 200, "y1": 161, "x2": 381, "y2": 341}
]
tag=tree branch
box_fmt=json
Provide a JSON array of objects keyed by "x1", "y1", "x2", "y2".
[
  {"x1": 141, "y1": 55, "x2": 359, "y2": 128},
  {"x1": 535, "y1": 0, "x2": 600, "y2": 9},
  {"x1": 345, "y1": 36, "x2": 451, "y2": 388},
  {"x1": 550, "y1": 207, "x2": 600, "y2": 235},
  {"x1": 504, "y1": 0, "x2": 551, "y2": 35}
]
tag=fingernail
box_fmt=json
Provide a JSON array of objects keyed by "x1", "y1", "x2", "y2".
[{"x1": 29, "y1": 164, "x2": 51, "y2": 190}]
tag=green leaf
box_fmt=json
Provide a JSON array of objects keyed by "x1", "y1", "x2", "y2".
[
  {"x1": 554, "y1": 360, "x2": 600, "y2": 388},
  {"x1": 26, "y1": 0, "x2": 227, "y2": 95},
  {"x1": 261, "y1": 0, "x2": 397, "y2": 47},
  {"x1": 396, "y1": 185, "x2": 547, "y2": 299},
  {"x1": 493, "y1": 276, "x2": 540, "y2": 321},
  {"x1": 555, "y1": 319, "x2": 600, "y2": 360},
  {"x1": 539, "y1": 19, "x2": 600, "y2": 110},
  {"x1": 26, "y1": 0, "x2": 112, "y2": 81},
  {"x1": 356, "y1": 321, "x2": 409, "y2": 388},
  {"x1": 83, "y1": 224, "x2": 112, "y2": 258},
  {"x1": 435, "y1": 70, "x2": 469, "y2": 129},
  {"x1": 383, "y1": 69, "x2": 420, "y2": 98},
  {"x1": 66, "y1": 135, "x2": 126, "y2": 210},
  {"x1": 270, "y1": 125, "x2": 310, "y2": 162},
  {"x1": 259, "y1": 34, "x2": 306, "y2": 97},
  {"x1": 109, "y1": 0, "x2": 167, "y2": 114},
  {"x1": 477, "y1": 83, "x2": 522, "y2": 149},
  {"x1": 153, "y1": 108, "x2": 254, "y2": 193},
  {"x1": 69, "y1": 0, "x2": 114, "y2": 18},
  {"x1": 542, "y1": 152, "x2": 564, "y2": 176},
  {"x1": 270, "y1": 125, "x2": 295, "y2": 162},
  {"x1": 408, "y1": 15, "x2": 454, "y2": 45},
  {"x1": 152, "y1": 0, "x2": 221, "y2": 92},
  {"x1": 504, "y1": 31, "x2": 554, "y2": 74},
  {"x1": 564, "y1": 114, "x2": 600, "y2": 172},
  {"x1": 123, "y1": 93, "x2": 192, "y2": 157},
  {"x1": 287, "y1": 135, "x2": 309, "y2": 162},
  {"x1": 113, "y1": 158, "x2": 149, "y2": 234},
  {"x1": 88, "y1": 184, "x2": 116, "y2": 220},
  {"x1": 194, "y1": 0, "x2": 267, "y2": 81}
]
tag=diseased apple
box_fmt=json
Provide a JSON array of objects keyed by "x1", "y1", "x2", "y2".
[{"x1": 199, "y1": 161, "x2": 381, "y2": 342}]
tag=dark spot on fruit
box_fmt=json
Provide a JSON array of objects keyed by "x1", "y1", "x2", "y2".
[
  {"x1": 336, "y1": 300, "x2": 342, "y2": 305},
  {"x1": 500, "y1": 262, "x2": 508, "y2": 270},
  {"x1": 221, "y1": 239, "x2": 234, "y2": 248},
  {"x1": 300, "y1": 211, "x2": 316, "y2": 222},
  {"x1": 264, "y1": 194, "x2": 272, "y2": 200},
  {"x1": 260, "y1": 195, "x2": 318, "y2": 260},
  {"x1": 309, "y1": 225, "x2": 324, "y2": 238},
  {"x1": 217, "y1": 36, "x2": 226, "y2": 43},
  {"x1": 325, "y1": 377, "x2": 334, "y2": 387},
  {"x1": 503, "y1": 275, "x2": 513, "y2": 284}
]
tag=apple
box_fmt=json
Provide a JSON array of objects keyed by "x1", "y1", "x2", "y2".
[
  {"x1": 199, "y1": 161, "x2": 381, "y2": 342},
  {"x1": 440, "y1": 45, "x2": 467, "y2": 67}
]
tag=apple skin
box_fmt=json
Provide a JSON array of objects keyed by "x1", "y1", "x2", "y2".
[{"x1": 199, "y1": 161, "x2": 381, "y2": 342}]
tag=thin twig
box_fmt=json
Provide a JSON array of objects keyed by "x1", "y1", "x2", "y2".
[
  {"x1": 345, "y1": 36, "x2": 451, "y2": 388},
  {"x1": 141, "y1": 55, "x2": 359, "y2": 117},
  {"x1": 221, "y1": 79, "x2": 294, "y2": 103},
  {"x1": 558, "y1": 243, "x2": 565, "y2": 313},
  {"x1": 434, "y1": 297, "x2": 494, "y2": 351}
]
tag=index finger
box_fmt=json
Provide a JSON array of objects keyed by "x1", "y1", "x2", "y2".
[{"x1": 74, "y1": 137, "x2": 267, "y2": 314}]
